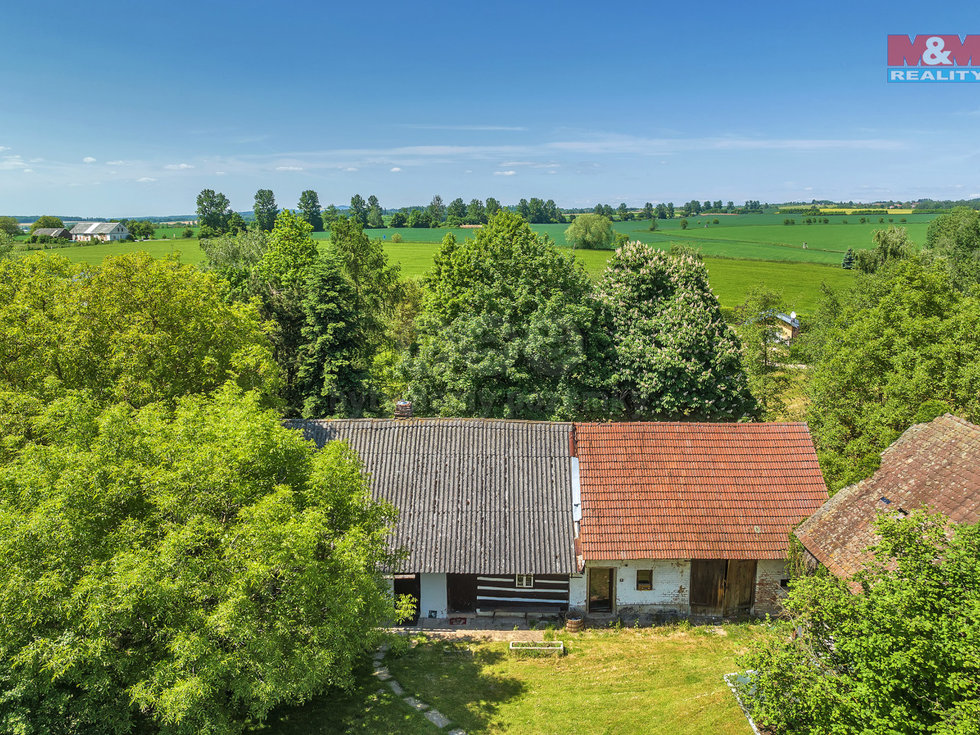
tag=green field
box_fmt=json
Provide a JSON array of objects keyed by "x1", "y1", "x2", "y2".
[
  {"x1": 257, "y1": 625, "x2": 761, "y2": 735},
  {"x1": 35, "y1": 228, "x2": 854, "y2": 313}
]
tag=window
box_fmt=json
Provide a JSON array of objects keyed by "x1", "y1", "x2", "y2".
[
  {"x1": 515, "y1": 574, "x2": 534, "y2": 588},
  {"x1": 636, "y1": 569, "x2": 653, "y2": 591}
]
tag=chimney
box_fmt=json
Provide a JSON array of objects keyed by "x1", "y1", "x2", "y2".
[{"x1": 394, "y1": 400, "x2": 413, "y2": 419}]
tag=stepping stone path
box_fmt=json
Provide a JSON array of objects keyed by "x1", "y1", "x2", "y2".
[{"x1": 372, "y1": 643, "x2": 466, "y2": 733}]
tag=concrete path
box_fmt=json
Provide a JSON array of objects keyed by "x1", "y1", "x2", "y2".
[{"x1": 372, "y1": 642, "x2": 466, "y2": 733}]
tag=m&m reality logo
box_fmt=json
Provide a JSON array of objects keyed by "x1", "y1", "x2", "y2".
[{"x1": 888, "y1": 35, "x2": 980, "y2": 82}]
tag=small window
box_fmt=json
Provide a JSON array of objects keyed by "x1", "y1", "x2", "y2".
[
  {"x1": 515, "y1": 574, "x2": 534, "y2": 588},
  {"x1": 636, "y1": 569, "x2": 653, "y2": 591}
]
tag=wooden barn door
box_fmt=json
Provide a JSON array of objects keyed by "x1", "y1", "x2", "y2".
[
  {"x1": 690, "y1": 560, "x2": 757, "y2": 616},
  {"x1": 690, "y1": 560, "x2": 727, "y2": 615},
  {"x1": 724, "y1": 560, "x2": 757, "y2": 615},
  {"x1": 447, "y1": 574, "x2": 479, "y2": 612}
]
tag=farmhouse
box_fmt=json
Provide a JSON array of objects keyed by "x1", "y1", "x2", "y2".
[
  {"x1": 795, "y1": 414, "x2": 980, "y2": 584},
  {"x1": 290, "y1": 419, "x2": 577, "y2": 620},
  {"x1": 572, "y1": 422, "x2": 828, "y2": 617},
  {"x1": 70, "y1": 221, "x2": 129, "y2": 242},
  {"x1": 290, "y1": 418, "x2": 829, "y2": 620},
  {"x1": 32, "y1": 227, "x2": 72, "y2": 239}
]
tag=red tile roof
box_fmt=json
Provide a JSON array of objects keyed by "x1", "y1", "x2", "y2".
[
  {"x1": 575, "y1": 422, "x2": 828, "y2": 560},
  {"x1": 795, "y1": 414, "x2": 980, "y2": 581}
]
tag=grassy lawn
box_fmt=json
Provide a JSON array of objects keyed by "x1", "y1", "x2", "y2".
[
  {"x1": 31, "y1": 234, "x2": 854, "y2": 313},
  {"x1": 257, "y1": 624, "x2": 764, "y2": 734}
]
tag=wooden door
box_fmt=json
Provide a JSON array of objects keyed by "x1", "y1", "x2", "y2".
[
  {"x1": 690, "y1": 560, "x2": 727, "y2": 615},
  {"x1": 587, "y1": 568, "x2": 614, "y2": 613},
  {"x1": 447, "y1": 574, "x2": 479, "y2": 612},
  {"x1": 724, "y1": 560, "x2": 757, "y2": 615}
]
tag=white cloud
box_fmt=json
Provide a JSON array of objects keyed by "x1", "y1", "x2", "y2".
[
  {"x1": 29, "y1": 157, "x2": 43, "y2": 163},
  {"x1": 83, "y1": 156, "x2": 97, "y2": 163},
  {"x1": 390, "y1": 167, "x2": 402, "y2": 172},
  {"x1": 0, "y1": 156, "x2": 27, "y2": 170},
  {"x1": 343, "y1": 167, "x2": 358, "y2": 172},
  {"x1": 23, "y1": 169, "x2": 33, "y2": 174},
  {"x1": 106, "y1": 160, "x2": 126, "y2": 166},
  {"x1": 137, "y1": 177, "x2": 157, "y2": 183},
  {"x1": 494, "y1": 170, "x2": 516, "y2": 176},
  {"x1": 215, "y1": 171, "x2": 226, "y2": 175},
  {"x1": 275, "y1": 165, "x2": 303, "y2": 171},
  {"x1": 0, "y1": 146, "x2": 8, "y2": 152},
  {"x1": 164, "y1": 163, "x2": 194, "y2": 170},
  {"x1": 402, "y1": 124, "x2": 527, "y2": 132}
]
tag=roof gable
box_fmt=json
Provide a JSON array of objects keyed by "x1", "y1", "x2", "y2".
[
  {"x1": 576, "y1": 422, "x2": 828, "y2": 560},
  {"x1": 70, "y1": 222, "x2": 127, "y2": 235},
  {"x1": 795, "y1": 414, "x2": 980, "y2": 580},
  {"x1": 288, "y1": 418, "x2": 577, "y2": 575}
]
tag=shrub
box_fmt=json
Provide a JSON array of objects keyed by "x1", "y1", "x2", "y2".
[{"x1": 390, "y1": 232, "x2": 403, "y2": 243}]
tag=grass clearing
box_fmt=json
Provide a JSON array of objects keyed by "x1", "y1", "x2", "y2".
[
  {"x1": 37, "y1": 234, "x2": 855, "y2": 313},
  {"x1": 258, "y1": 624, "x2": 766, "y2": 735}
]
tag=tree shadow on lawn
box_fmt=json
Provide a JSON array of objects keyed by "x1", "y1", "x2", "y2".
[
  {"x1": 387, "y1": 638, "x2": 525, "y2": 733},
  {"x1": 251, "y1": 640, "x2": 522, "y2": 735}
]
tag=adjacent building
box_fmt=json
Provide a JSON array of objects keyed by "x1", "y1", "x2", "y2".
[
  {"x1": 795, "y1": 414, "x2": 980, "y2": 585},
  {"x1": 571, "y1": 422, "x2": 828, "y2": 617}
]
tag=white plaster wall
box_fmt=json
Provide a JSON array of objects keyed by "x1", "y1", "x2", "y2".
[
  {"x1": 609, "y1": 559, "x2": 691, "y2": 610},
  {"x1": 418, "y1": 573, "x2": 447, "y2": 619},
  {"x1": 579, "y1": 560, "x2": 692, "y2": 614},
  {"x1": 568, "y1": 573, "x2": 587, "y2": 613}
]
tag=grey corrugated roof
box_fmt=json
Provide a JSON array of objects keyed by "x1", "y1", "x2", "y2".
[
  {"x1": 69, "y1": 222, "x2": 127, "y2": 235},
  {"x1": 33, "y1": 228, "x2": 70, "y2": 237},
  {"x1": 289, "y1": 418, "x2": 577, "y2": 575}
]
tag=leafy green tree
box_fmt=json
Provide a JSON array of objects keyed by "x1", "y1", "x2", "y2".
[
  {"x1": 297, "y1": 189, "x2": 323, "y2": 231},
  {"x1": 485, "y1": 197, "x2": 501, "y2": 218},
  {"x1": 29, "y1": 215, "x2": 65, "y2": 234},
  {"x1": 0, "y1": 231, "x2": 13, "y2": 259},
  {"x1": 0, "y1": 385, "x2": 401, "y2": 734},
  {"x1": 427, "y1": 194, "x2": 445, "y2": 224},
  {"x1": 599, "y1": 242, "x2": 757, "y2": 420},
  {"x1": 367, "y1": 204, "x2": 384, "y2": 229},
  {"x1": 405, "y1": 212, "x2": 607, "y2": 419},
  {"x1": 855, "y1": 225, "x2": 914, "y2": 273},
  {"x1": 466, "y1": 199, "x2": 487, "y2": 224},
  {"x1": 226, "y1": 210, "x2": 247, "y2": 234},
  {"x1": 200, "y1": 228, "x2": 269, "y2": 301},
  {"x1": 295, "y1": 256, "x2": 375, "y2": 417},
  {"x1": 807, "y1": 258, "x2": 980, "y2": 490},
  {"x1": 734, "y1": 286, "x2": 791, "y2": 419},
  {"x1": 841, "y1": 248, "x2": 855, "y2": 269},
  {"x1": 616, "y1": 203, "x2": 629, "y2": 221},
  {"x1": 195, "y1": 190, "x2": 232, "y2": 233},
  {"x1": 253, "y1": 189, "x2": 278, "y2": 232},
  {"x1": 0, "y1": 216, "x2": 22, "y2": 236},
  {"x1": 446, "y1": 197, "x2": 466, "y2": 221},
  {"x1": 741, "y1": 512, "x2": 980, "y2": 735},
  {"x1": 679, "y1": 218, "x2": 689, "y2": 230},
  {"x1": 564, "y1": 213, "x2": 614, "y2": 250},
  {"x1": 925, "y1": 206, "x2": 980, "y2": 287},
  {"x1": 407, "y1": 208, "x2": 432, "y2": 228},
  {"x1": 349, "y1": 194, "x2": 368, "y2": 226},
  {"x1": 0, "y1": 253, "x2": 276, "y2": 407},
  {"x1": 666, "y1": 202, "x2": 675, "y2": 218},
  {"x1": 322, "y1": 204, "x2": 341, "y2": 227},
  {"x1": 641, "y1": 203, "x2": 654, "y2": 220},
  {"x1": 389, "y1": 211, "x2": 407, "y2": 227},
  {"x1": 328, "y1": 217, "x2": 400, "y2": 331}
]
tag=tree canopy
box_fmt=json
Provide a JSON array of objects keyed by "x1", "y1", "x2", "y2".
[
  {"x1": 741, "y1": 512, "x2": 980, "y2": 735},
  {"x1": 0, "y1": 385, "x2": 399, "y2": 734},
  {"x1": 806, "y1": 258, "x2": 980, "y2": 490},
  {"x1": 564, "y1": 213, "x2": 614, "y2": 250},
  {"x1": 297, "y1": 189, "x2": 323, "y2": 231},
  {"x1": 0, "y1": 252, "x2": 277, "y2": 407},
  {"x1": 253, "y1": 189, "x2": 279, "y2": 232},
  {"x1": 29, "y1": 215, "x2": 64, "y2": 234},
  {"x1": 599, "y1": 242, "x2": 757, "y2": 420},
  {"x1": 406, "y1": 212, "x2": 607, "y2": 419},
  {"x1": 196, "y1": 190, "x2": 232, "y2": 233}
]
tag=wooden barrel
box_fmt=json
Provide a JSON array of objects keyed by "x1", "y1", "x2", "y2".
[{"x1": 565, "y1": 617, "x2": 583, "y2": 633}]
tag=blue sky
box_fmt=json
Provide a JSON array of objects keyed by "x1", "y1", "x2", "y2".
[{"x1": 2, "y1": 0, "x2": 979, "y2": 216}]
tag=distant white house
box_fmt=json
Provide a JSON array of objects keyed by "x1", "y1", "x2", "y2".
[{"x1": 70, "y1": 222, "x2": 129, "y2": 242}]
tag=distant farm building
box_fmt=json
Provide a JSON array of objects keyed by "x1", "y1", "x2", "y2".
[
  {"x1": 32, "y1": 228, "x2": 72, "y2": 239},
  {"x1": 70, "y1": 222, "x2": 129, "y2": 242}
]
